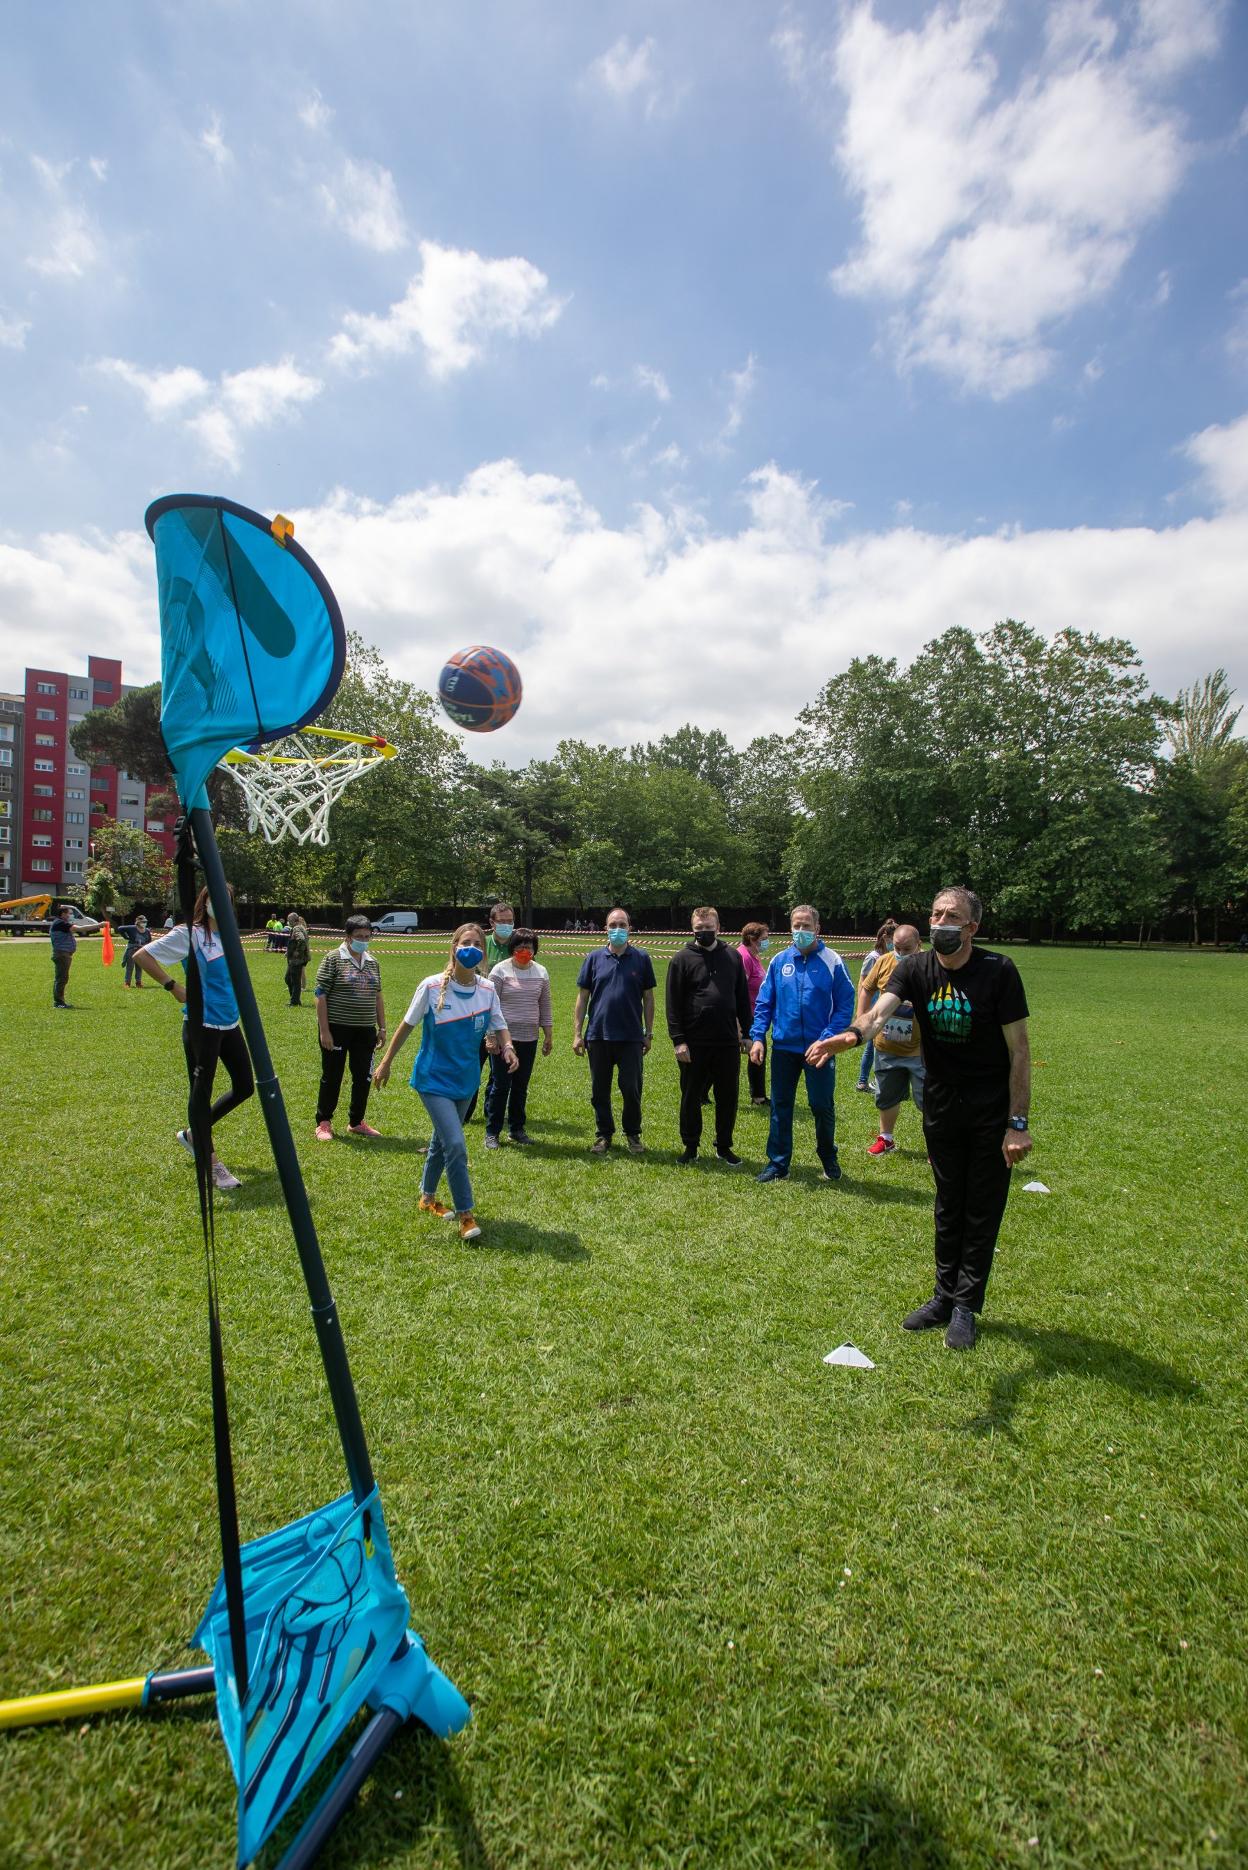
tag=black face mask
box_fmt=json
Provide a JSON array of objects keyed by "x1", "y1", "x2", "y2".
[
  {"x1": 931, "y1": 924, "x2": 965, "y2": 955},
  {"x1": 694, "y1": 930, "x2": 716, "y2": 948}
]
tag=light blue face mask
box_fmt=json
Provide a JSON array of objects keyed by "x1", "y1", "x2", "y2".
[
  {"x1": 607, "y1": 927, "x2": 629, "y2": 947},
  {"x1": 349, "y1": 938, "x2": 369, "y2": 955},
  {"x1": 792, "y1": 928, "x2": 817, "y2": 952},
  {"x1": 493, "y1": 923, "x2": 513, "y2": 941},
  {"x1": 758, "y1": 939, "x2": 771, "y2": 954}
]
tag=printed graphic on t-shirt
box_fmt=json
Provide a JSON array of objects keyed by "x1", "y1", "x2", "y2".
[{"x1": 927, "y1": 979, "x2": 972, "y2": 1043}]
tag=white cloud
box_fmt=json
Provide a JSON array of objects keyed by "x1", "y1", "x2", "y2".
[
  {"x1": 319, "y1": 156, "x2": 407, "y2": 252},
  {"x1": 716, "y1": 353, "x2": 757, "y2": 446},
  {"x1": 299, "y1": 89, "x2": 334, "y2": 132},
  {"x1": 793, "y1": 0, "x2": 1222, "y2": 397},
  {"x1": 329, "y1": 239, "x2": 564, "y2": 377},
  {"x1": 652, "y1": 441, "x2": 688, "y2": 470},
  {"x1": 3, "y1": 455, "x2": 1245, "y2": 753},
  {"x1": 586, "y1": 35, "x2": 665, "y2": 114},
  {"x1": 0, "y1": 312, "x2": 31, "y2": 350},
  {"x1": 87, "y1": 156, "x2": 108, "y2": 183},
  {"x1": 25, "y1": 156, "x2": 102, "y2": 280},
  {"x1": 200, "y1": 113, "x2": 232, "y2": 169},
  {"x1": 100, "y1": 355, "x2": 321, "y2": 469},
  {"x1": 634, "y1": 364, "x2": 671, "y2": 403},
  {"x1": 1183, "y1": 410, "x2": 1248, "y2": 513}
]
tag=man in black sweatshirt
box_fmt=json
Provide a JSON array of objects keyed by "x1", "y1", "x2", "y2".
[{"x1": 666, "y1": 907, "x2": 753, "y2": 1165}]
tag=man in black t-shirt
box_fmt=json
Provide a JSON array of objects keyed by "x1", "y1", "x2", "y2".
[{"x1": 808, "y1": 886, "x2": 1033, "y2": 1350}]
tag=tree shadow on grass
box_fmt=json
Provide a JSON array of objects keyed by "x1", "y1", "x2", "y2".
[
  {"x1": 822, "y1": 1782, "x2": 953, "y2": 1869},
  {"x1": 959, "y1": 1322, "x2": 1200, "y2": 1438},
  {"x1": 477, "y1": 1218, "x2": 589, "y2": 1262}
]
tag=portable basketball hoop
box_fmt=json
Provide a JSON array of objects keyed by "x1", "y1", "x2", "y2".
[{"x1": 219, "y1": 725, "x2": 396, "y2": 845}]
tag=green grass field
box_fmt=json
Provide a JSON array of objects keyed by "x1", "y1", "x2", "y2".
[{"x1": 1, "y1": 938, "x2": 1245, "y2": 1870}]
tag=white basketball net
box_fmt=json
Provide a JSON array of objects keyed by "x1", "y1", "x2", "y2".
[{"x1": 218, "y1": 729, "x2": 394, "y2": 846}]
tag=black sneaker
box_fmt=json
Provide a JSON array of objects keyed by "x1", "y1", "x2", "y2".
[
  {"x1": 944, "y1": 1306, "x2": 977, "y2": 1351},
  {"x1": 588, "y1": 1136, "x2": 611, "y2": 1154},
  {"x1": 902, "y1": 1296, "x2": 953, "y2": 1331},
  {"x1": 677, "y1": 1147, "x2": 698, "y2": 1165},
  {"x1": 510, "y1": 1130, "x2": 533, "y2": 1146},
  {"x1": 818, "y1": 1160, "x2": 842, "y2": 1181},
  {"x1": 756, "y1": 1163, "x2": 788, "y2": 1183},
  {"x1": 483, "y1": 1133, "x2": 500, "y2": 1150},
  {"x1": 715, "y1": 1149, "x2": 744, "y2": 1166},
  {"x1": 626, "y1": 1136, "x2": 645, "y2": 1155}
]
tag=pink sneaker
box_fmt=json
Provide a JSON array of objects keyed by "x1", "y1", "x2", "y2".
[
  {"x1": 315, "y1": 1121, "x2": 334, "y2": 1142},
  {"x1": 211, "y1": 1157, "x2": 241, "y2": 1191},
  {"x1": 867, "y1": 1134, "x2": 896, "y2": 1156},
  {"x1": 348, "y1": 1121, "x2": 381, "y2": 1138}
]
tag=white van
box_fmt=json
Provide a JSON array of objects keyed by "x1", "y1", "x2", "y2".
[{"x1": 372, "y1": 911, "x2": 421, "y2": 934}]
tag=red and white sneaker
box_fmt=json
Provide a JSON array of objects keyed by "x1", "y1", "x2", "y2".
[
  {"x1": 866, "y1": 1134, "x2": 896, "y2": 1156},
  {"x1": 315, "y1": 1121, "x2": 334, "y2": 1142},
  {"x1": 348, "y1": 1121, "x2": 382, "y2": 1138}
]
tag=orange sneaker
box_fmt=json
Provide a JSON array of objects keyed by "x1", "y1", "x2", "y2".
[
  {"x1": 419, "y1": 1193, "x2": 452, "y2": 1218},
  {"x1": 457, "y1": 1210, "x2": 482, "y2": 1242}
]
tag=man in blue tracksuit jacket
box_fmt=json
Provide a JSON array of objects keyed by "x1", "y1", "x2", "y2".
[{"x1": 748, "y1": 904, "x2": 855, "y2": 1182}]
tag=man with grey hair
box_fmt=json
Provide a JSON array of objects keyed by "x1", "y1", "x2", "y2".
[
  {"x1": 861, "y1": 923, "x2": 926, "y2": 1157},
  {"x1": 808, "y1": 887, "x2": 1032, "y2": 1349},
  {"x1": 748, "y1": 903, "x2": 855, "y2": 1183}
]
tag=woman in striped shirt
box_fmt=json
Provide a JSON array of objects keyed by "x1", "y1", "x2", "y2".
[{"x1": 484, "y1": 928, "x2": 553, "y2": 1147}]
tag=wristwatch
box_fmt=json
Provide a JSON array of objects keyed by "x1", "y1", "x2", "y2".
[
  {"x1": 163, "y1": 978, "x2": 177, "y2": 992},
  {"x1": 1007, "y1": 1115, "x2": 1029, "y2": 1132},
  {"x1": 845, "y1": 1025, "x2": 863, "y2": 1046}
]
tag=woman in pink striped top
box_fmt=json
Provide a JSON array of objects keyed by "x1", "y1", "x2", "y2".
[
  {"x1": 737, "y1": 921, "x2": 771, "y2": 1105},
  {"x1": 485, "y1": 929, "x2": 553, "y2": 1145}
]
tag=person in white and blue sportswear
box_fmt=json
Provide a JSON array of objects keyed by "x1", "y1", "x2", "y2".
[
  {"x1": 747, "y1": 904, "x2": 855, "y2": 1184},
  {"x1": 372, "y1": 922, "x2": 518, "y2": 1244}
]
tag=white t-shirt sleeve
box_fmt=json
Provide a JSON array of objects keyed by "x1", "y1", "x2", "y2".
[
  {"x1": 403, "y1": 977, "x2": 433, "y2": 1027},
  {"x1": 144, "y1": 924, "x2": 190, "y2": 967},
  {"x1": 487, "y1": 983, "x2": 508, "y2": 1032}
]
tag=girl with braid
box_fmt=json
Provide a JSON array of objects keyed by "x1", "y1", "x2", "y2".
[{"x1": 372, "y1": 923, "x2": 518, "y2": 1242}]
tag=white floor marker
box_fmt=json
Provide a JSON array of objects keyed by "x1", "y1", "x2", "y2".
[
  {"x1": 824, "y1": 1343, "x2": 876, "y2": 1369},
  {"x1": 1023, "y1": 1180, "x2": 1051, "y2": 1194}
]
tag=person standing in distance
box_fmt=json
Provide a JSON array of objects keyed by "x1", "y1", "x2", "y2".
[
  {"x1": 118, "y1": 913, "x2": 152, "y2": 989},
  {"x1": 485, "y1": 928, "x2": 553, "y2": 1147},
  {"x1": 49, "y1": 904, "x2": 77, "y2": 1008},
  {"x1": 861, "y1": 924, "x2": 925, "y2": 1156},
  {"x1": 314, "y1": 915, "x2": 386, "y2": 1141},
  {"x1": 737, "y1": 922, "x2": 771, "y2": 1105},
  {"x1": 465, "y1": 902, "x2": 515, "y2": 1121},
  {"x1": 748, "y1": 906, "x2": 855, "y2": 1183},
  {"x1": 573, "y1": 909, "x2": 656, "y2": 1154},
  {"x1": 807, "y1": 887, "x2": 1032, "y2": 1350},
  {"x1": 856, "y1": 920, "x2": 896, "y2": 1094},
  {"x1": 666, "y1": 907, "x2": 752, "y2": 1165}
]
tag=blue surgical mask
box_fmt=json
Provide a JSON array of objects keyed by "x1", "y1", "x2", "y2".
[
  {"x1": 607, "y1": 927, "x2": 629, "y2": 948},
  {"x1": 456, "y1": 945, "x2": 484, "y2": 968},
  {"x1": 792, "y1": 928, "x2": 817, "y2": 952},
  {"x1": 349, "y1": 938, "x2": 369, "y2": 955},
  {"x1": 493, "y1": 923, "x2": 513, "y2": 941},
  {"x1": 759, "y1": 939, "x2": 771, "y2": 954}
]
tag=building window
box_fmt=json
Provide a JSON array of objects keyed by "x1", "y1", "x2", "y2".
[
  {"x1": 90, "y1": 776, "x2": 109, "y2": 790},
  {"x1": 34, "y1": 759, "x2": 55, "y2": 773},
  {"x1": 33, "y1": 784, "x2": 53, "y2": 797},
  {"x1": 64, "y1": 860, "x2": 83, "y2": 874},
  {"x1": 0, "y1": 826, "x2": 9, "y2": 843},
  {"x1": 0, "y1": 724, "x2": 12, "y2": 742},
  {"x1": 32, "y1": 834, "x2": 52, "y2": 847},
  {"x1": 36, "y1": 681, "x2": 57, "y2": 695},
  {"x1": 33, "y1": 809, "x2": 54, "y2": 822},
  {"x1": 0, "y1": 749, "x2": 11, "y2": 767},
  {"x1": 65, "y1": 812, "x2": 86, "y2": 825},
  {"x1": 36, "y1": 708, "x2": 57, "y2": 721},
  {"x1": 31, "y1": 859, "x2": 52, "y2": 873},
  {"x1": 0, "y1": 799, "x2": 8, "y2": 815},
  {"x1": 66, "y1": 789, "x2": 85, "y2": 801},
  {"x1": 69, "y1": 686, "x2": 88, "y2": 700},
  {"x1": 67, "y1": 764, "x2": 86, "y2": 778},
  {"x1": 120, "y1": 794, "x2": 140, "y2": 807},
  {"x1": 146, "y1": 820, "x2": 166, "y2": 833},
  {"x1": 93, "y1": 680, "x2": 114, "y2": 693},
  {"x1": 35, "y1": 734, "x2": 55, "y2": 747},
  {"x1": 65, "y1": 838, "x2": 84, "y2": 850}
]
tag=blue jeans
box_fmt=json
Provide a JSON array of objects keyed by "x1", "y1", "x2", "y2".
[
  {"x1": 767, "y1": 1045, "x2": 839, "y2": 1174},
  {"x1": 857, "y1": 1037, "x2": 876, "y2": 1088},
  {"x1": 418, "y1": 1092, "x2": 474, "y2": 1212}
]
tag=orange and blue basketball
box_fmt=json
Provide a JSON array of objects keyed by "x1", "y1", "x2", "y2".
[{"x1": 437, "y1": 644, "x2": 523, "y2": 732}]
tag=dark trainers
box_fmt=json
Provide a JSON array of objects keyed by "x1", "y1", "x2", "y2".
[
  {"x1": 944, "y1": 1306, "x2": 977, "y2": 1351},
  {"x1": 589, "y1": 1136, "x2": 611, "y2": 1154},
  {"x1": 819, "y1": 1161, "x2": 842, "y2": 1182},
  {"x1": 677, "y1": 1147, "x2": 698, "y2": 1165},
  {"x1": 756, "y1": 1163, "x2": 788, "y2": 1183},
  {"x1": 483, "y1": 1133, "x2": 500, "y2": 1150},
  {"x1": 626, "y1": 1136, "x2": 645, "y2": 1155},
  {"x1": 509, "y1": 1129, "x2": 533, "y2": 1145},
  {"x1": 715, "y1": 1148, "x2": 744, "y2": 1166},
  {"x1": 902, "y1": 1296, "x2": 953, "y2": 1331}
]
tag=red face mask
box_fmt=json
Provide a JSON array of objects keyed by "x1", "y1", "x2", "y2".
[{"x1": 513, "y1": 947, "x2": 534, "y2": 965}]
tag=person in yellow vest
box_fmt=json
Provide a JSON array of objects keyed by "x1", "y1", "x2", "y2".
[{"x1": 861, "y1": 924, "x2": 925, "y2": 1156}]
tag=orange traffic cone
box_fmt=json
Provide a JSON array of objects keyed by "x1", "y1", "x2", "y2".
[{"x1": 101, "y1": 921, "x2": 114, "y2": 966}]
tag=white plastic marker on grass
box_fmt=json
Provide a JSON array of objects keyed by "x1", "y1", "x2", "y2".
[
  {"x1": 1023, "y1": 1180, "x2": 1051, "y2": 1194},
  {"x1": 823, "y1": 1344, "x2": 875, "y2": 1369}
]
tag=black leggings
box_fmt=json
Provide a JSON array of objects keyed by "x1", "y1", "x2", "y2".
[{"x1": 182, "y1": 1022, "x2": 254, "y2": 1138}]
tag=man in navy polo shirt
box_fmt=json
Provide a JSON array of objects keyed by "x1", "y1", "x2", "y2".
[{"x1": 573, "y1": 907, "x2": 656, "y2": 1154}]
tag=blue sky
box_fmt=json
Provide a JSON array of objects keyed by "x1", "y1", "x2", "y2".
[{"x1": 1, "y1": 0, "x2": 1245, "y2": 759}]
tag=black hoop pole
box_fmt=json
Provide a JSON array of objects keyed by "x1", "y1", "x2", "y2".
[
  {"x1": 274, "y1": 1707, "x2": 405, "y2": 1870},
  {"x1": 189, "y1": 806, "x2": 375, "y2": 1504}
]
